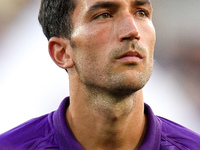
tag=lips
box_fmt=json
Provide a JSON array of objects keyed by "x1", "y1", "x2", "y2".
[{"x1": 115, "y1": 51, "x2": 143, "y2": 63}]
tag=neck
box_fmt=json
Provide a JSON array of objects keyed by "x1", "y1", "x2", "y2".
[{"x1": 66, "y1": 80, "x2": 147, "y2": 150}]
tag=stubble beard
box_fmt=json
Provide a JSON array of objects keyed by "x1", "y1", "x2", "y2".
[
  {"x1": 70, "y1": 39, "x2": 153, "y2": 100},
  {"x1": 103, "y1": 66, "x2": 153, "y2": 99},
  {"x1": 74, "y1": 57, "x2": 153, "y2": 102}
]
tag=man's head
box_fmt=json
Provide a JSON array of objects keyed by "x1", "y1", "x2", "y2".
[
  {"x1": 39, "y1": 0, "x2": 156, "y2": 96},
  {"x1": 38, "y1": 0, "x2": 76, "y2": 40}
]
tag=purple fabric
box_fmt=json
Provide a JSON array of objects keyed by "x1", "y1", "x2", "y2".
[{"x1": 0, "y1": 97, "x2": 200, "y2": 150}]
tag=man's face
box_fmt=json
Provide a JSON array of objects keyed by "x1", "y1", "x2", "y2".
[{"x1": 69, "y1": 0, "x2": 156, "y2": 95}]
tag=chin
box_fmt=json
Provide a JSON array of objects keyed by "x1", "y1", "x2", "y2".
[{"x1": 106, "y1": 82, "x2": 145, "y2": 98}]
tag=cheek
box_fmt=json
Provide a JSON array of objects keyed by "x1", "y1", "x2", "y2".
[
  {"x1": 147, "y1": 22, "x2": 156, "y2": 48},
  {"x1": 72, "y1": 24, "x2": 112, "y2": 51},
  {"x1": 71, "y1": 24, "x2": 113, "y2": 68},
  {"x1": 139, "y1": 22, "x2": 155, "y2": 69},
  {"x1": 71, "y1": 25, "x2": 111, "y2": 66},
  {"x1": 141, "y1": 22, "x2": 156, "y2": 53}
]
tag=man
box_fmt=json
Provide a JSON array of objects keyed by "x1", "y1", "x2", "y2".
[{"x1": 0, "y1": 0, "x2": 200, "y2": 149}]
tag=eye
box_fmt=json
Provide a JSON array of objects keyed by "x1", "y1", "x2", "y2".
[
  {"x1": 93, "y1": 12, "x2": 112, "y2": 20},
  {"x1": 135, "y1": 9, "x2": 149, "y2": 18}
]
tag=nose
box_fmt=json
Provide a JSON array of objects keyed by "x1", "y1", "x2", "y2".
[{"x1": 118, "y1": 14, "x2": 141, "y2": 42}]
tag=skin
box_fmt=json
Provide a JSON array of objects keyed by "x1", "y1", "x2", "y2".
[{"x1": 48, "y1": 0, "x2": 156, "y2": 149}]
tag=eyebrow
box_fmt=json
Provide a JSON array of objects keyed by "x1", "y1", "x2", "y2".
[
  {"x1": 88, "y1": 1, "x2": 119, "y2": 14},
  {"x1": 87, "y1": 0, "x2": 152, "y2": 14},
  {"x1": 134, "y1": 0, "x2": 151, "y2": 6},
  {"x1": 88, "y1": 0, "x2": 152, "y2": 13},
  {"x1": 133, "y1": 0, "x2": 152, "y2": 12}
]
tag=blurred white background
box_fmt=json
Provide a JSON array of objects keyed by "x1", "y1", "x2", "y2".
[{"x1": 0, "y1": 0, "x2": 200, "y2": 134}]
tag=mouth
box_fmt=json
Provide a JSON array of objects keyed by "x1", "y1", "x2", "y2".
[{"x1": 115, "y1": 51, "x2": 144, "y2": 64}]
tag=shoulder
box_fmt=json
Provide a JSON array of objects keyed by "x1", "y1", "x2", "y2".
[
  {"x1": 0, "y1": 112, "x2": 59, "y2": 150},
  {"x1": 157, "y1": 116, "x2": 200, "y2": 149}
]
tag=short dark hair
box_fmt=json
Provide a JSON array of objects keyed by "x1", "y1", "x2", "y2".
[{"x1": 38, "y1": 0, "x2": 76, "y2": 40}]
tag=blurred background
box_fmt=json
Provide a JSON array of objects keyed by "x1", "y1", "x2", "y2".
[{"x1": 0, "y1": 0, "x2": 199, "y2": 134}]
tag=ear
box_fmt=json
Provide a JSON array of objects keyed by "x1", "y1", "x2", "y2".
[{"x1": 48, "y1": 37, "x2": 74, "y2": 69}]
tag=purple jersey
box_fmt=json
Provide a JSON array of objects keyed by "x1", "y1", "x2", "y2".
[{"x1": 0, "y1": 97, "x2": 200, "y2": 150}]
